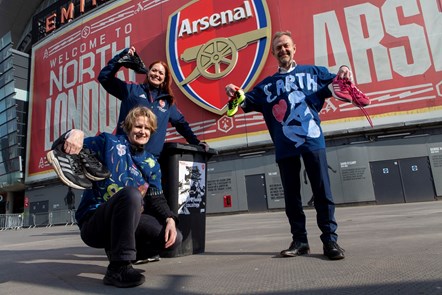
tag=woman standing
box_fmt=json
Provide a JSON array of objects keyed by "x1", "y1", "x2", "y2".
[{"x1": 98, "y1": 47, "x2": 209, "y2": 158}]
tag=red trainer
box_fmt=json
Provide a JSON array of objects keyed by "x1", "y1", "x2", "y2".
[
  {"x1": 328, "y1": 77, "x2": 370, "y2": 107},
  {"x1": 328, "y1": 77, "x2": 373, "y2": 127}
]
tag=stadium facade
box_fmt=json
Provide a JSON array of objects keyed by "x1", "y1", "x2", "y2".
[{"x1": 0, "y1": 0, "x2": 441, "y2": 225}]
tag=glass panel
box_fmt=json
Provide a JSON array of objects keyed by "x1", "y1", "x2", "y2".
[
  {"x1": 0, "y1": 44, "x2": 12, "y2": 60},
  {"x1": 0, "y1": 32, "x2": 12, "y2": 49},
  {"x1": 5, "y1": 95, "x2": 14, "y2": 108},
  {"x1": 6, "y1": 107, "x2": 15, "y2": 121},
  {"x1": 4, "y1": 82, "x2": 14, "y2": 96},
  {"x1": 9, "y1": 157, "x2": 20, "y2": 172},
  {"x1": 0, "y1": 124, "x2": 6, "y2": 137},
  {"x1": 0, "y1": 113, "x2": 5, "y2": 125},
  {"x1": 3, "y1": 70, "x2": 13, "y2": 85},
  {"x1": 0, "y1": 162, "x2": 5, "y2": 176},
  {"x1": 7, "y1": 120, "x2": 16, "y2": 133},
  {"x1": 0, "y1": 98, "x2": 5, "y2": 111},
  {"x1": 8, "y1": 132, "x2": 16, "y2": 146},
  {"x1": 9, "y1": 145, "x2": 18, "y2": 158}
]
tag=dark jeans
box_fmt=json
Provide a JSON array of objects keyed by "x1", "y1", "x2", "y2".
[
  {"x1": 79, "y1": 186, "x2": 182, "y2": 262},
  {"x1": 277, "y1": 149, "x2": 338, "y2": 244}
]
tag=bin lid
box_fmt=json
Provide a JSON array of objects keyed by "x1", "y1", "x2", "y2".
[{"x1": 162, "y1": 142, "x2": 217, "y2": 156}]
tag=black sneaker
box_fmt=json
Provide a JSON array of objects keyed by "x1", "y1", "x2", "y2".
[
  {"x1": 103, "y1": 264, "x2": 145, "y2": 288},
  {"x1": 323, "y1": 241, "x2": 345, "y2": 260},
  {"x1": 79, "y1": 148, "x2": 110, "y2": 181},
  {"x1": 47, "y1": 149, "x2": 92, "y2": 190},
  {"x1": 280, "y1": 241, "x2": 310, "y2": 257},
  {"x1": 117, "y1": 51, "x2": 147, "y2": 74}
]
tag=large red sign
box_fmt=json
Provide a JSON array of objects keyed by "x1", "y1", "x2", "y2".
[{"x1": 26, "y1": 0, "x2": 442, "y2": 183}]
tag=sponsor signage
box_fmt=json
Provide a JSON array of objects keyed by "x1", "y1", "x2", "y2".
[
  {"x1": 32, "y1": 0, "x2": 113, "y2": 42},
  {"x1": 27, "y1": 0, "x2": 442, "y2": 183}
]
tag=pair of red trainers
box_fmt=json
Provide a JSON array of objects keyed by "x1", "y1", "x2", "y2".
[{"x1": 328, "y1": 77, "x2": 373, "y2": 127}]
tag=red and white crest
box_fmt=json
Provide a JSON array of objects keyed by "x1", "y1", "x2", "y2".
[{"x1": 166, "y1": 0, "x2": 271, "y2": 114}]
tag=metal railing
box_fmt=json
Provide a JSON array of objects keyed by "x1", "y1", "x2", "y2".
[
  {"x1": 0, "y1": 214, "x2": 24, "y2": 230},
  {"x1": 0, "y1": 210, "x2": 77, "y2": 229},
  {"x1": 29, "y1": 210, "x2": 77, "y2": 228}
]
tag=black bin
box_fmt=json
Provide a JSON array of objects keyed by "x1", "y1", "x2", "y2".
[{"x1": 159, "y1": 142, "x2": 217, "y2": 256}]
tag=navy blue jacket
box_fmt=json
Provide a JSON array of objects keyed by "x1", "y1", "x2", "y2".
[
  {"x1": 243, "y1": 65, "x2": 336, "y2": 162},
  {"x1": 98, "y1": 48, "x2": 200, "y2": 157},
  {"x1": 74, "y1": 132, "x2": 177, "y2": 226}
]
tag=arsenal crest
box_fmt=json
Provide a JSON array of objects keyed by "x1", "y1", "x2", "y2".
[{"x1": 166, "y1": 0, "x2": 271, "y2": 115}]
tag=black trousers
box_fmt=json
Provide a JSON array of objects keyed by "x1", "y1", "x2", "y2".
[
  {"x1": 277, "y1": 149, "x2": 338, "y2": 244},
  {"x1": 79, "y1": 186, "x2": 182, "y2": 262}
]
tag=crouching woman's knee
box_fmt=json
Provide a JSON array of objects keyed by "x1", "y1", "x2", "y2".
[{"x1": 113, "y1": 186, "x2": 143, "y2": 212}]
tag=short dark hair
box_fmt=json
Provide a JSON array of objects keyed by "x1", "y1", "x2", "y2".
[{"x1": 272, "y1": 31, "x2": 293, "y2": 44}]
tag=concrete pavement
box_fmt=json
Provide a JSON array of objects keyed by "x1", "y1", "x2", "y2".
[{"x1": 1, "y1": 201, "x2": 442, "y2": 294}]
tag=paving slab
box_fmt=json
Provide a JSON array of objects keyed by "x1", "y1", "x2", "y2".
[{"x1": 1, "y1": 201, "x2": 442, "y2": 295}]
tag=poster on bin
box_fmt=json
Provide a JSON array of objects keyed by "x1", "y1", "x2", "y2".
[
  {"x1": 178, "y1": 161, "x2": 206, "y2": 215},
  {"x1": 26, "y1": 0, "x2": 442, "y2": 183}
]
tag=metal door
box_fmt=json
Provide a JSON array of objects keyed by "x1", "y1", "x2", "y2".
[
  {"x1": 370, "y1": 160, "x2": 405, "y2": 204},
  {"x1": 29, "y1": 200, "x2": 49, "y2": 226},
  {"x1": 399, "y1": 157, "x2": 436, "y2": 202},
  {"x1": 245, "y1": 174, "x2": 268, "y2": 212},
  {"x1": 370, "y1": 157, "x2": 436, "y2": 204}
]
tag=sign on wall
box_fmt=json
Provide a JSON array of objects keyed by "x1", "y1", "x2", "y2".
[
  {"x1": 26, "y1": 0, "x2": 442, "y2": 183},
  {"x1": 178, "y1": 160, "x2": 206, "y2": 215}
]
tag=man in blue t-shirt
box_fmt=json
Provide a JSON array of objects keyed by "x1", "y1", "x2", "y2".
[{"x1": 225, "y1": 31, "x2": 352, "y2": 260}]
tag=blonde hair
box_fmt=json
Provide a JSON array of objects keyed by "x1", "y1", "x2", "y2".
[{"x1": 121, "y1": 106, "x2": 157, "y2": 134}]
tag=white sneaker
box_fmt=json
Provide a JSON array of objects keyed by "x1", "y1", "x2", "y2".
[{"x1": 133, "y1": 255, "x2": 161, "y2": 265}]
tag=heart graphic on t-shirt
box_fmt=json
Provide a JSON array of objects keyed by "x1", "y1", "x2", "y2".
[{"x1": 272, "y1": 100, "x2": 287, "y2": 122}]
